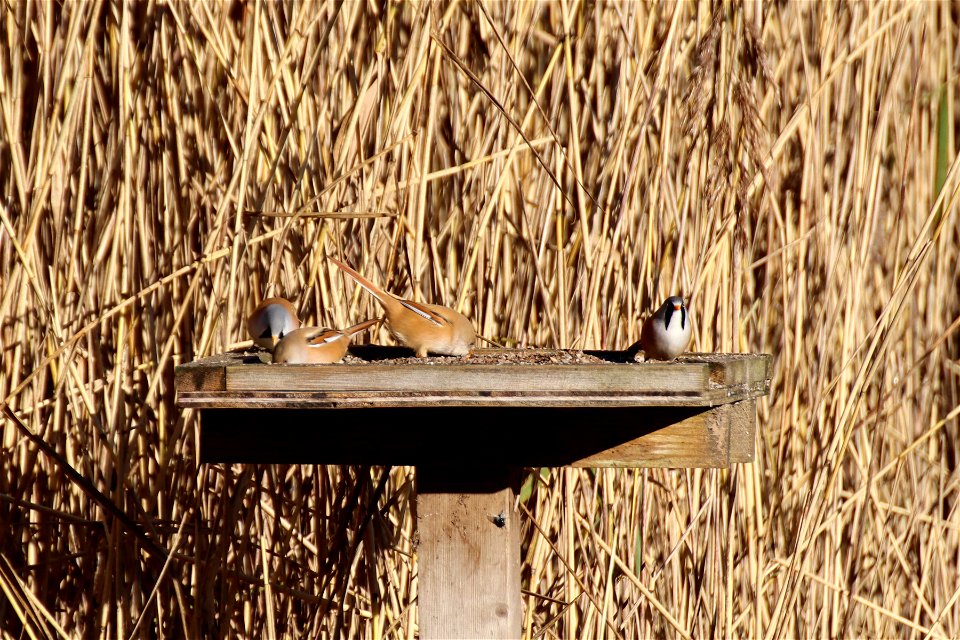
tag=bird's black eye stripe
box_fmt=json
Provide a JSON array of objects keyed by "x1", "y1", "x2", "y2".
[
  {"x1": 663, "y1": 304, "x2": 674, "y2": 329},
  {"x1": 681, "y1": 306, "x2": 686, "y2": 329},
  {"x1": 260, "y1": 328, "x2": 272, "y2": 339}
]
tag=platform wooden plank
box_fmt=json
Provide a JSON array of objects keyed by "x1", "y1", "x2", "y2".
[
  {"x1": 224, "y1": 364, "x2": 709, "y2": 394},
  {"x1": 176, "y1": 389, "x2": 762, "y2": 409},
  {"x1": 175, "y1": 350, "x2": 770, "y2": 409},
  {"x1": 176, "y1": 350, "x2": 770, "y2": 468}
]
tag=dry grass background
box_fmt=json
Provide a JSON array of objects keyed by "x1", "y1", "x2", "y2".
[{"x1": 1, "y1": 0, "x2": 959, "y2": 638}]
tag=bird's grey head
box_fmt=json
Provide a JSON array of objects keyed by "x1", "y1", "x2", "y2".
[
  {"x1": 263, "y1": 304, "x2": 298, "y2": 342},
  {"x1": 662, "y1": 296, "x2": 687, "y2": 330}
]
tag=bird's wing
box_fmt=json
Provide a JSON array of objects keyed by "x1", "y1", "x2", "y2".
[
  {"x1": 304, "y1": 328, "x2": 344, "y2": 346},
  {"x1": 397, "y1": 299, "x2": 445, "y2": 327}
]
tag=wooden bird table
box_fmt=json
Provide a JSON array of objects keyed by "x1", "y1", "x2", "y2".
[{"x1": 175, "y1": 348, "x2": 771, "y2": 639}]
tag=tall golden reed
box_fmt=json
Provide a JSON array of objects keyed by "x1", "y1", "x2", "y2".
[{"x1": 1, "y1": 1, "x2": 958, "y2": 638}]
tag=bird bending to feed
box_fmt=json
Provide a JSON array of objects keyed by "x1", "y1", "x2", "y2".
[
  {"x1": 273, "y1": 319, "x2": 379, "y2": 364},
  {"x1": 247, "y1": 297, "x2": 301, "y2": 349},
  {"x1": 329, "y1": 257, "x2": 476, "y2": 357},
  {"x1": 631, "y1": 295, "x2": 692, "y2": 360}
]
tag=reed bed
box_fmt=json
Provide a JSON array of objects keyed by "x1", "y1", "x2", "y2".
[{"x1": 1, "y1": 0, "x2": 958, "y2": 638}]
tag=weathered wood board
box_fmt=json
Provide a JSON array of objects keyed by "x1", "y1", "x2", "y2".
[
  {"x1": 416, "y1": 466, "x2": 522, "y2": 639},
  {"x1": 175, "y1": 349, "x2": 771, "y2": 468}
]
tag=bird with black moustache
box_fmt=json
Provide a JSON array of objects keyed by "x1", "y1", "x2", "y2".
[{"x1": 629, "y1": 296, "x2": 692, "y2": 360}]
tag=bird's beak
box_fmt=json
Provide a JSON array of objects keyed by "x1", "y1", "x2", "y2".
[{"x1": 673, "y1": 303, "x2": 681, "y2": 311}]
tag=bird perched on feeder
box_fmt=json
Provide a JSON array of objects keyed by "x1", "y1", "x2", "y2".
[
  {"x1": 272, "y1": 319, "x2": 379, "y2": 364},
  {"x1": 247, "y1": 297, "x2": 301, "y2": 350},
  {"x1": 629, "y1": 295, "x2": 692, "y2": 360},
  {"x1": 329, "y1": 257, "x2": 476, "y2": 358}
]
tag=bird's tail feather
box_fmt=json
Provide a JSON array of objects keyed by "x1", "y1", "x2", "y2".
[
  {"x1": 329, "y1": 257, "x2": 390, "y2": 305},
  {"x1": 623, "y1": 338, "x2": 643, "y2": 357},
  {"x1": 344, "y1": 318, "x2": 380, "y2": 337}
]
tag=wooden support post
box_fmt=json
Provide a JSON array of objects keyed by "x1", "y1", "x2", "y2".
[{"x1": 416, "y1": 466, "x2": 522, "y2": 639}]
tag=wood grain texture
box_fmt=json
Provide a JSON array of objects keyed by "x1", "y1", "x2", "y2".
[
  {"x1": 728, "y1": 400, "x2": 757, "y2": 463},
  {"x1": 416, "y1": 466, "x2": 521, "y2": 639},
  {"x1": 223, "y1": 363, "x2": 708, "y2": 393},
  {"x1": 177, "y1": 388, "x2": 761, "y2": 409},
  {"x1": 174, "y1": 363, "x2": 226, "y2": 393}
]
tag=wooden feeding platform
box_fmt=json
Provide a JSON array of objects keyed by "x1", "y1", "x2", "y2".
[{"x1": 175, "y1": 347, "x2": 771, "y2": 639}]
